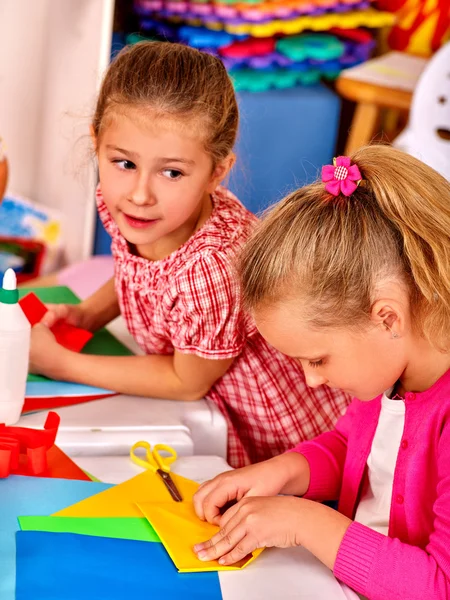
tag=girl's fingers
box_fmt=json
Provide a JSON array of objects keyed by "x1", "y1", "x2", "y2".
[
  {"x1": 193, "y1": 481, "x2": 216, "y2": 521},
  {"x1": 41, "y1": 311, "x2": 58, "y2": 328},
  {"x1": 217, "y1": 534, "x2": 257, "y2": 566},
  {"x1": 194, "y1": 520, "x2": 247, "y2": 563},
  {"x1": 218, "y1": 500, "x2": 241, "y2": 529},
  {"x1": 41, "y1": 304, "x2": 69, "y2": 327},
  {"x1": 198, "y1": 478, "x2": 240, "y2": 525}
]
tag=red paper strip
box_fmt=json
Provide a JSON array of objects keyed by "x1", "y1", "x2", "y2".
[
  {"x1": 22, "y1": 393, "x2": 117, "y2": 415},
  {"x1": 19, "y1": 293, "x2": 93, "y2": 352}
]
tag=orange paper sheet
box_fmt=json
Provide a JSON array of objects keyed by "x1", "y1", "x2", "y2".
[{"x1": 138, "y1": 500, "x2": 263, "y2": 572}]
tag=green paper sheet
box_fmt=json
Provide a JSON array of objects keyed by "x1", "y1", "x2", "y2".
[
  {"x1": 19, "y1": 286, "x2": 133, "y2": 383},
  {"x1": 18, "y1": 516, "x2": 160, "y2": 543}
]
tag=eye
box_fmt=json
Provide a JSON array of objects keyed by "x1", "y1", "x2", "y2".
[
  {"x1": 113, "y1": 159, "x2": 136, "y2": 170},
  {"x1": 162, "y1": 169, "x2": 183, "y2": 180},
  {"x1": 308, "y1": 359, "x2": 323, "y2": 369}
]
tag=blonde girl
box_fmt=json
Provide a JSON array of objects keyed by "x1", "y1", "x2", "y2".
[{"x1": 194, "y1": 145, "x2": 450, "y2": 600}]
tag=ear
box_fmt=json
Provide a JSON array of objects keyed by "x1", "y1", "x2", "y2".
[
  {"x1": 89, "y1": 124, "x2": 98, "y2": 153},
  {"x1": 370, "y1": 299, "x2": 404, "y2": 338},
  {"x1": 206, "y1": 153, "x2": 236, "y2": 192}
]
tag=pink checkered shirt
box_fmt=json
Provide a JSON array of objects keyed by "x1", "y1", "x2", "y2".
[{"x1": 97, "y1": 186, "x2": 350, "y2": 467}]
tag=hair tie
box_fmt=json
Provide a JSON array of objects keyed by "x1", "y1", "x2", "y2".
[{"x1": 322, "y1": 156, "x2": 362, "y2": 197}]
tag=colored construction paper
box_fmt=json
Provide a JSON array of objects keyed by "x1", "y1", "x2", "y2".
[
  {"x1": 15, "y1": 531, "x2": 222, "y2": 600},
  {"x1": 0, "y1": 475, "x2": 111, "y2": 600},
  {"x1": 35, "y1": 445, "x2": 91, "y2": 481},
  {"x1": 19, "y1": 292, "x2": 93, "y2": 352},
  {"x1": 19, "y1": 286, "x2": 133, "y2": 360},
  {"x1": 138, "y1": 500, "x2": 263, "y2": 572},
  {"x1": 18, "y1": 516, "x2": 160, "y2": 542},
  {"x1": 18, "y1": 292, "x2": 47, "y2": 325},
  {"x1": 55, "y1": 469, "x2": 199, "y2": 517},
  {"x1": 19, "y1": 286, "x2": 131, "y2": 411},
  {"x1": 22, "y1": 391, "x2": 116, "y2": 414},
  {"x1": 25, "y1": 381, "x2": 114, "y2": 398}
]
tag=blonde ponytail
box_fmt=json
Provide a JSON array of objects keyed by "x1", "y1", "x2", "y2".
[
  {"x1": 352, "y1": 146, "x2": 450, "y2": 349},
  {"x1": 240, "y1": 145, "x2": 450, "y2": 351}
]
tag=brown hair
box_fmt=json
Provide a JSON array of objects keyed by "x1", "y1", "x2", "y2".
[
  {"x1": 240, "y1": 145, "x2": 450, "y2": 350},
  {"x1": 92, "y1": 41, "x2": 238, "y2": 165}
]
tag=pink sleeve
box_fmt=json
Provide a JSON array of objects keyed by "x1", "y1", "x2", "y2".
[
  {"x1": 168, "y1": 252, "x2": 249, "y2": 360},
  {"x1": 96, "y1": 186, "x2": 119, "y2": 238},
  {"x1": 289, "y1": 400, "x2": 360, "y2": 502},
  {"x1": 334, "y1": 420, "x2": 450, "y2": 600}
]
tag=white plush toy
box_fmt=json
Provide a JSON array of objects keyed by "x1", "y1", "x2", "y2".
[{"x1": 394, "y1": 42, "x2": 450, "y2": 180}]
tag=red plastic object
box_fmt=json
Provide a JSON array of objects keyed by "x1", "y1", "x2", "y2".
[
  {"x1": 0, "y1": 236, "x2": 46, "y2": 284},
  {"x1": 34, "y1": 445, "x2": 91, "y2": 481},
  {"x1": 220, "y1": 37, "x2": 276, "y2": 58},
  {"x1": 19, "y1": 292, "x2": 93, "y2": 352},
  {"x1": 330, "y1": 28, "x2": 374, "y2": 44},
  {"x1": 0, "y1": 411, "x2": 60, "y2": 478}
]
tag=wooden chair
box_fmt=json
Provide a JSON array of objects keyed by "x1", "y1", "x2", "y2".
[{"x1": 336, "y1": 51, "x2": 428, "y2": 154}]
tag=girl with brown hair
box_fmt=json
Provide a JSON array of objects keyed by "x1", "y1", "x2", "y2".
[{"x1": 29, "y1": 42, "x2": 349, "y2": 468}]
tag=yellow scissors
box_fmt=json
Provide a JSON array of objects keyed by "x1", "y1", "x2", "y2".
[{"x1": 130, "y1": 442, "x2": 183, "y2": 502}]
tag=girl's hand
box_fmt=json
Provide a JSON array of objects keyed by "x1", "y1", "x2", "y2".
[
  {"x1": 41, "y1": 303, "x2": 88, "y2": 329},
  {"x1": 29, "y1": 323, "x2": 70, "y2": 379},
  {"x1": 194, "y1": 455, "x2": 304, "y2": 526},
  {"x1": 194, "y1": 496, "x2": 303, "y2": 565}
]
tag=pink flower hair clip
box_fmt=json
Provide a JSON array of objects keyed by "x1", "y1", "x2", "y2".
[{"x1": 321, "y1": 156, "x2": 362, "y2": 197}]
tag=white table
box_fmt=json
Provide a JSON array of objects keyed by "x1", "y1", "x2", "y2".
[
  {"x1": 19, "y1": 316, "x2": 228, "y2": 459},
  {"x1": 19, "y1": 394, "x2": 228, "y2": 459}
]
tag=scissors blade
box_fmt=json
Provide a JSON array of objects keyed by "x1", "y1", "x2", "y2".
[{"x1": 157, "y1": 469, "x2": 183, "y2": 502}]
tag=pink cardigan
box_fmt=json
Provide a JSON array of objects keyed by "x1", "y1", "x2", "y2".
[{"x1": 293, "y1": 368, "x2": 450, "y2": 600}]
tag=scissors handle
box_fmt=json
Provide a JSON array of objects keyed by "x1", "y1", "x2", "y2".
[
  {"x1": 152, "y1": 444, "x2": 177, "y2": 472},
  {"x1": 129, "y1": 441, "x2": 178, "y2": 473}
]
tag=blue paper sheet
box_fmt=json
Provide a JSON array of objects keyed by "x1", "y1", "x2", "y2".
[
  {"x1": 0, "y1": 475, "x2": 111, "y2": 600},
  {"x1": 16, "y1": 531, "x2": 222, "y2": 600},
  {"x1": 26, "y1": 380, "x2": 112, "y2": 398}
]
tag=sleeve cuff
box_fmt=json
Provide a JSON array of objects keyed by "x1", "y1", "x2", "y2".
[{"x1": 334, "y1": 521, "x2": 386, "y2": 595}]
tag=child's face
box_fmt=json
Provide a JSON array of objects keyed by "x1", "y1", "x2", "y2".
[
  {"x1": 96, "y1": 107, "x2": 224, "y2": 259},
  {"x1": 255, "y1": 300, "x2": 407, "y2": 401}
]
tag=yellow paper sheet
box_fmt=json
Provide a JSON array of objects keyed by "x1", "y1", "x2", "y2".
[
  {"x1": 138, "y1": 500, "x2": 264, "y2": 572},
  {"x1": 54, "y1": 470, "x2": 198, "y2": 517}
]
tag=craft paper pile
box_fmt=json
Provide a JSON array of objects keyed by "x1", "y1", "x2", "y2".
[
  {"x1": 14, "y1": 469, "x2": 262, "y2": 599},
  {"x1": 54, "y1": 468, "x2": 263, "y2": 572},
  {"x1": 1, "y1": 475, "x2": 110, "y2": 600},
  {"x1": 131, "y1": 0, "x2": 394, "y2": 90}
]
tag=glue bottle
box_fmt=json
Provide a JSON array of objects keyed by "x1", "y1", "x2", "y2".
[{"x1": 0, "y1": 268, "x2": 31, "y2": 424}]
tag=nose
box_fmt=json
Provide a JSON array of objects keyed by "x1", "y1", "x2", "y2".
[
  {"x1": 129, "y1": 173, "x2": 156, "y2": 207},
  {"x1": 304, "y1": 369, "x2": 327, "y2": 389}
]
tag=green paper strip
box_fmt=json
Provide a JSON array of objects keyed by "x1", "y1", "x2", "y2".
[{"x1": 18, "y1": 516, "x2": 160, "y2": 543}]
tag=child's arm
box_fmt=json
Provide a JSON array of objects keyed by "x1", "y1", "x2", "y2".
[
  {"x1": 196, "y1": 419, "x2": 450, "y2": 600},
  {"x1": 30, "y1": 326, "x2": 233, "y2": 400}
]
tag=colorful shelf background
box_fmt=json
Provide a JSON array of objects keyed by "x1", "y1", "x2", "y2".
[{"x1": 131, "y1": 0, "x2": 395, "y2": 90}]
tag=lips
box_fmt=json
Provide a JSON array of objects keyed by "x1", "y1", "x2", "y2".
[{"x1": 123, "y1": 213, "x2": 158, "y2": 229}]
